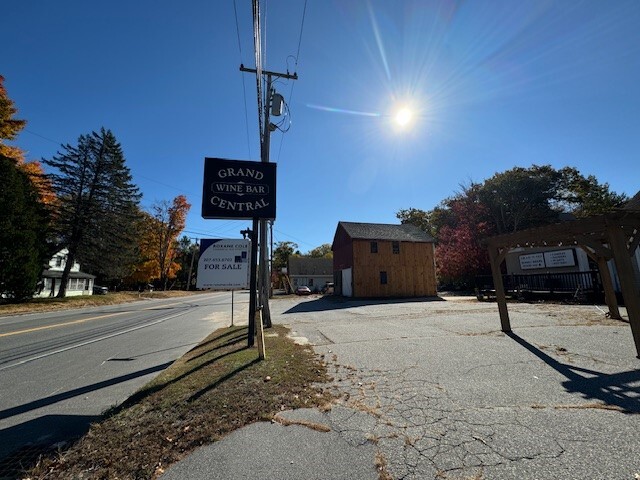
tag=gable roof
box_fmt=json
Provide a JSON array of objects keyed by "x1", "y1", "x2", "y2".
[
  {"x1": 288, "y1": 257, "x2": 333, "y2": 276},
  {"x1": 625, "y1": 191, "x2": 640, "y2": 211},
  {"x1": 336, "y1": 221, "x2": 435, "y2": 243}
]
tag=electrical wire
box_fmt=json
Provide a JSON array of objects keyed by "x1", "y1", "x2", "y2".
[
  {"x1": 276, "y1": 0, "x2": 308, "y2": 163},
  {"x1": 233, "y1": 0, "x2": 253, "y2": 159},
  {"x1": 252, "y1": 0, "x2": 264, "y2": 147}
]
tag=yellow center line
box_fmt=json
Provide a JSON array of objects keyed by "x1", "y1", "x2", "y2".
[
  {"x1": 0, "y1": 299, "x2": 197, "y2": 338},
  {"x1": 0, "y1": 311, "x2": 129, "y2": 338}
]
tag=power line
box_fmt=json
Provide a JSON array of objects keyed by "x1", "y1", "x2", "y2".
[
  {"x1": 233, "y1": 0, "x2": 253, "y2": 159},
  {"x1": 252, "y1": 0, "x2": 264, "y2": 145},
  {"x1": 276, "y1": 0, "x2": 308, "y2": 162}
]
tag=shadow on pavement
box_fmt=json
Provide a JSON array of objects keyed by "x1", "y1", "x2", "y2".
[
  {"x1": 283, "y1": 295, "x2": 444, "y2": 314},
  {"x1": 507, "y1": 332, "x2": 640, "y2": 413},
  {"x1": 0, "y1": 414, "x2": 100, "y2": 479},
  {"x1": 0, "y1": 361, "x2": 174, "y2": 421}
]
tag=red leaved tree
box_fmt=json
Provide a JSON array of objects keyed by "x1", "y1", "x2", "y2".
[{"x1": 435, "y1": 192, "x2": 494, "y2": 288}]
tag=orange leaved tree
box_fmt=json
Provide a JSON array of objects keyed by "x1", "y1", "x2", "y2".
[
  {"x1": 130, "y1": 196, "x2": 191, "y2": 290},
  {"x1": 0, "y1": 75, "x2": 55, "y2": 207}
]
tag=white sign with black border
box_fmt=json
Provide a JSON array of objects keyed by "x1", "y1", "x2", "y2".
[{"x1": 196, "y1": 239, "x2": 251, "y2": 289}]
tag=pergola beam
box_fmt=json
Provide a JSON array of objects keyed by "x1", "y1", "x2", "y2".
[{"x1": 483, "y1": 209, "x2": 640, "y2": 358}]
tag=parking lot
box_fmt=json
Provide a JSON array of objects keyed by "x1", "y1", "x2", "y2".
[{"x1": 271, "y1": 295, "x2": 640, "y2": 479}]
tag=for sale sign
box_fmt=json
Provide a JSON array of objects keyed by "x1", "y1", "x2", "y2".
[
  {"x1": 201, "y1": 158, "x2": 276, "y2": 220},
  {"x1": 196, "y1": 239, "x2": 251, "y2": 289}
]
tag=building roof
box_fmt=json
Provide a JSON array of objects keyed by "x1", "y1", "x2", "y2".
[
  {"x1": 42, "y1": 269, "x2": 96, "y2": 279},
  {"x1": 337, "y1": 221, "x2": 435, "y2": 243},
  {"x1": 625, "y1": 191, "x2": 640, "y2": 210},
  {"x1": 288, "y1": 257, "x2": 333, "y2": 276}
]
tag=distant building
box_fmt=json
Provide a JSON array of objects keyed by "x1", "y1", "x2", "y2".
[
  {"x1": 332, "y1": 221, "x2": 437, "y2": 298},
  {"x1": 35, "y1": 248, "x2": 96, "y2": 298},
  {"x1": 287, "y1": 257, "x2": 333, "y2": 293}
]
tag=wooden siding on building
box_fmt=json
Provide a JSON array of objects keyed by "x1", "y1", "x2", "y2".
[
  {"x1": 352, "y1": 239, "x2": 436, "y2": 297},
  {"x1": 332, "y1": 225, "x2": 354, "y2": 272}
]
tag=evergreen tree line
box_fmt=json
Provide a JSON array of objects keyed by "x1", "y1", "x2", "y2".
[
  {"x1": 1, "y1": 77, "x2": 196, "y2": 302},
  {"x1": 1, "y1": 128, "x2": 194, "y2": 301},
  {"x1": 397, "y1": 165, "x2": 629, "y2": 288}
]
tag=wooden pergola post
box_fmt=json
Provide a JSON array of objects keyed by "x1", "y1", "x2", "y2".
[
  {"x1": 596, "y1": 256, "x2": 622, "y2": 320},
  {"x1": 488, "y1": 246, "x2": 511, "y2": 332},
  {"x1": 607, "y1": 225, "x2": 640, "y2": 358}
]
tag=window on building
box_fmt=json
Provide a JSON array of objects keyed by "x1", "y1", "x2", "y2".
[
  {"x1": 392, "y1": 241, "x2": 400, "y2": 254},
  {"x1": 380, "y1": 271, "x2": 388, "y2": 285},
  {"x1": 370, "y1": 241, "x2": 378, "y2": 253},
  {"x1": 55, "y1": 256, "x2": 63, "y2": 267}
]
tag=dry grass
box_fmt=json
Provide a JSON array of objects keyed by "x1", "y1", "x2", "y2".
[
  {"x1": 25, "y1": 324, "x2": 333, "y2": 480},
  {"x1": 0, "y1": 291, "x2": 204, "y2": 316},
  {"x1": 375, "y1": 451, "x2": 393, "y2": 480}
]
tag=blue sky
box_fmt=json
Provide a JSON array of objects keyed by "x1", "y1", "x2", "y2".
[{"x1": 3, "y1": 0, "x2": 639, "y2": 252}]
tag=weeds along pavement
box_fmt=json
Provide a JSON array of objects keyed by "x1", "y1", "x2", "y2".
[{"x1": 273, "y1": 295, "x2": 640, "y2": 480}]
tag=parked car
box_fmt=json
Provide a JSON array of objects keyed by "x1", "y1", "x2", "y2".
[
  {"x1": 321, "y1": 282, "x2": 334, "y2": 294},
  {"x1": 295, "y1": 286, "x2": 312, "y2": 295},
  {"x1": 93, "y1": 285, "x2": 108, "y2": 295}
]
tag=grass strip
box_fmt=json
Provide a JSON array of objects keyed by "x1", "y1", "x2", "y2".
[
  {"x1": 0, "y1": 291, "x2": 203, "y2": 316},
  {"x1": 26, "y1": 324, "x2": 332, "y2": 479}
]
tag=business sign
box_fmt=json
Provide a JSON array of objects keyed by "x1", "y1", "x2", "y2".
[
  {"x1": 196, "y1": 239, "x2": 250, "y2": 290},
  {"x1": 544, "y1": 249, "x2": 575, "y2": 268},
  {"x1": 201, "y1": 157, "x2": 276, "y2": 220},
  {"x1": 519, "y1": 249, "x2": 576, "y2": 270},
  {"x1": 519, "y1": 252, "x2": 545, "y2": 270}
]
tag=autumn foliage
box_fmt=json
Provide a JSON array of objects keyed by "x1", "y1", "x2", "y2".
[
  {"x1": 434, "y1": 194, "x2": 494, "y2": 286},
  {"x1": 0, "y1": 75, "x2": 56, "y2": 206},
  {"x1": 127, "y1": 196, "x2": 191, "y2": 289}
]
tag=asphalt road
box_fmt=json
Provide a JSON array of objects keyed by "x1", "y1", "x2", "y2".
[
  {"x1": 164, "y1": 295, "x2": 640, "y2": 480},
  {"x1": 0, "y1": 291, "x2": 249, "y2": 468}
]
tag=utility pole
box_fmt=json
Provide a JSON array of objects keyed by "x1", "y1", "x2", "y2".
[
  {"x1": 269, "y1": 219, "x2": 274, "y2": 298},
  {"x1": 186, "y1": 238, "x2": 198, "y2": 291},
  {"x1": 240, "y1": 65, "x2": 297, "y2": 329},
  {"x1": 241, "y1": 227, "x2": 257, "y2": 347}
]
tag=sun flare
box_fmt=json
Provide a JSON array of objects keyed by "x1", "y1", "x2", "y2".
[{"x1": 394, "y1": 107, "x2": 413, "y2": 127}]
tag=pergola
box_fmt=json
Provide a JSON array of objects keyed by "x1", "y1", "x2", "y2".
[{"x1": 485, "y1": 208, "x2": 640, "y2": 358}]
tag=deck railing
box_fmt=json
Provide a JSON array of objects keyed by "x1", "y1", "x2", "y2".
[{"x1": 475, "y1": 270, "x2": 603, "y2": 296}]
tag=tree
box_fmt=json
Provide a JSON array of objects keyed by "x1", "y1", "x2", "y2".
[
  {"x1": 306, "y1": 243, "x2": 333, "y2": 258},
  {"x1": 0, "y1": 75, "x2": 55, "y2": 206},
  {"x1": 434, "y1": 192, "x2": 494, "y2": 287},
  {"x1": 273, "y1": 241, "x2": 299, "y2": 272},
  {"x1": 43, "y1": 128, "x2": 142, "y2": 297},
  {"x1": 0, "y1": 75, "x2": 26, "y2": 161},
  {"x1": 557, "y1": 167, "x2": 628, "y2": 217},
  {"x1": 0, "y1": 155, "x2": 50, "y2": 301},
  {"x1": 477, "y1": 165, "x2": 563, "y2": 234},
  {"x1": 399, "y1": 165, "x2": 627, "y2": 287},
  {"x1": 131, "y1": 196, "x2": 191, "y2": 290},
  {"x1": 396, "y1": 208, "x2": 438, "y2": 238},
  {"x1": 173, "y1": 236, "x2": 199, "y2": 290}
]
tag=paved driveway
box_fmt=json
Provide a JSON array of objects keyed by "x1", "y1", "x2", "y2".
[{"x1": 272, "y1": 295, "x2": 640, "y2": 480}]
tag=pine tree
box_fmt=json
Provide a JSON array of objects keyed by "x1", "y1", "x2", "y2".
[
  {"x1": 0, "y1": 155, "x2": 50, "y2": 301},
  {"x1": 44, "y1": 128, "x2": 142, "y2": 296}
]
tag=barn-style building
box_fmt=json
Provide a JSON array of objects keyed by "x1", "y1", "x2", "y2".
[{"x1": 332, "y1": 222, "x2": 437, "y2": 298}]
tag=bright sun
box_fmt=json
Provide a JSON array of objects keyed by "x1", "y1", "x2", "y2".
[{"x1": 394, "y1": 107, "x2": 413, "y2": 127}]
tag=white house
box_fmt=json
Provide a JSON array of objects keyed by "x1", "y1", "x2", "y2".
[
  {"x1": 35, "y1": 248, "x2": 96, "y2": 298},
  {"x1": 288, "y1": 257, "x2": 333, "y2": 293}
]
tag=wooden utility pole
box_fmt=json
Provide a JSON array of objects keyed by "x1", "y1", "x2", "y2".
[{"x1": 240, "y1": 65, "x2": 297, "y2": 329}]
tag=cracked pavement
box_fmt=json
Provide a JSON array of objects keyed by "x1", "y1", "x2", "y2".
[{"x1": 274, "y1": 295, "x2": 640, "y2": 480}]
